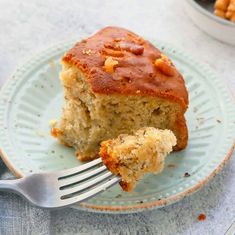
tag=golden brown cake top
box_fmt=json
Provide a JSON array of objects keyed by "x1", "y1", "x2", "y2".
[{"x1": 63, "y1": 26, "x2": 188, "y2": 108}]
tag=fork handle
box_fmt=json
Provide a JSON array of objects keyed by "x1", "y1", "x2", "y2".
[{"x1": 0, "y1": 179, "x2": 22, "y2": 193}]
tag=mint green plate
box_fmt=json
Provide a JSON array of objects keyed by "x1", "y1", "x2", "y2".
[{"x1": 0, "y1": 40, "x2": 234, "y2": 214}]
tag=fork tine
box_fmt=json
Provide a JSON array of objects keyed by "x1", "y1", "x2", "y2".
[
  {"x1": 60, "y1": 171, "x2": 113, "y2": 197},
  {"x1": 58, "y1": 158, "x2": 103, "y2": 178},
  {"x1": 58, "y1": 165, "x2": 107, "y2": 188},
  {"x1": 60, "y1": 176, "x2": 120, "y2": 206}
]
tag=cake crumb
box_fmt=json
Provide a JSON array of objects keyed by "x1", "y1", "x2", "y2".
[
  {"x1": 196, "y1": 117, "x2": 205, "y2": 125},
  {"x1": 51, "y1": 127, "x2": 62, "y2": 138},
  {"x1": 216, "y1": 119, "x2": 221, "y2": 123},
  {"x1": 197, "y1": 213, "x2": 206, "y2": 221},
  {"x1": 35, "y1": 130, "x2": 47, "y2": 137},
  {"x1": 49, "y1": 119, "x2": 58, "y2": 128},
  {"x1": 167, "y1": 164, "x2": 176, "y2": 168},
  {"x1": 50, "y1": 59, "x2": 56, "y2": 68},
  {"x1": 184, "y1": 172, "x2": 190, "y2": 177}
]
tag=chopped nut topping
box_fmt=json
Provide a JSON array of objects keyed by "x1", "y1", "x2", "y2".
[
  {"x1": 136, "y1": 90, "x2": 141, "y2": 94},
  {"x1": 104, "y1": 42, "x2": 119, "y2": 49},
  {"x1": 82, "y1": 49, "x2": 93, "y2": 55},
  {"x1": 154, "y1": 54, "x2": 176, "y2": 76},
  {"x1": 119, "y1": 42, "x2": 144, "y2": 55},
  {"x1": 104, "y1": 41, "x2": 144, "y2": 55},
  {"x1": 114, "y1": 38, "x2": 123, "y2": 42},
  {"x1": 104, "y1": 57, "x2": 119, "y2": 73},
  {"x1": 102, "y1": 48, "x2": 124, "y2": 57}
]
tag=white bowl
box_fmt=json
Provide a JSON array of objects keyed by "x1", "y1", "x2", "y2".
[{"x1": 184, "y1": 0, "x2": 235, "y2": 46}]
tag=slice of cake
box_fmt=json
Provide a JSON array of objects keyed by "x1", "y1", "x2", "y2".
[
  {"x1": 58, "y1": 26, "x2": 188, "y2": 161},
  {"x1": 99, "y1": 127, "x2": 177, "y2": 191}
]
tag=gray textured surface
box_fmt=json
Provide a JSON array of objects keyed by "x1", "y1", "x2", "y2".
[{"x1": 0, "y1": 0, "x2": 234, "y2": 234}]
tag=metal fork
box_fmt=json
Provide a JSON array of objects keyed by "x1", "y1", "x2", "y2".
[{"x1": 0, "y1": 158, "x2": 120, "y2": 209}]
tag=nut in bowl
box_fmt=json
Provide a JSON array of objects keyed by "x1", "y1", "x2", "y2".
[
  {"x1": 214, "y1": 0, "x2": 235, "y2": 22},
  {"x1": 184, "y1": 0, "x2": 235, "y2": 46}
]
